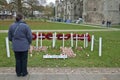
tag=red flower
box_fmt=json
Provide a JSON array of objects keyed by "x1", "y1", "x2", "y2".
[
  {"x1": 38, "y1": 33, "x2": 46, "y2": 40},
  {"x1": 32, "y1": 32, "x2": 91, "y2": 42},
  {"x1": 65, "y1": 33, "x2": 71, "y2": 40},
  {"x1": 86, "y1": 34, "x2": 91, "y2": 42},
  {"x1": 73, "y1": 34, "x2": 79, "y2": 40},
  {"x1": 79, "y1": 34, "x2": 91, "y2": 42},
  {"x1": 32, "y1": 33, "x2": 37, "y2": 40},
  {"x1": 46, "y1": 32, "x2": 53, "y2": 40},
  {"x1": 57, "y1": 33, "x2": 63, "y2": 40},
  {"x1": 79, "y1": 34, "x2": 84, "y2": 41}
]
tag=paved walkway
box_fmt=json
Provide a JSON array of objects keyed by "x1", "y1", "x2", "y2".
[
  {"x1": 0, "y1": 23, "x2": 120, "y2": 33},
  {"x1": 0, "y1": 28, "x2": 120, "y2": 33},
  {"x1": 0, "y1": 68, "x2": 120, "y2": 80}
]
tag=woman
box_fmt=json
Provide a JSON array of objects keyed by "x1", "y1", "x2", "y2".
[{"x1": 8, "y1": 13, "x2": 32, "y2": 77}]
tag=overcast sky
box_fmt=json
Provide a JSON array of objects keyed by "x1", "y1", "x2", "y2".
[{"x1": 47, "y1": 0, "x2": 55, "y2": 4}]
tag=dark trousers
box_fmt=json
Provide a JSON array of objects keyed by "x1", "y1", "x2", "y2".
[{"x1": 14, "y1": 51, "x2": 28, "y2": 75}]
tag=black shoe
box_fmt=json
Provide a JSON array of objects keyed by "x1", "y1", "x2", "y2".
[
  {"x1": 17, "y1": 74, "x2": 21, "y2": 77},
  {"x1": 22, "y1": 72, "x2": 28, "y2": 77}
]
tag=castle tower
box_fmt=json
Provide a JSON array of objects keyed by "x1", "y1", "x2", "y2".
[
  {"x1": 83, "y1": 0, "x2": 120, "y2": 24},
  {"x1": 103, "y1": 0, "x2": 120, "y2": 24},
  {"x1": 83, "y1": 0, "x2": 105, "y2": 24}
]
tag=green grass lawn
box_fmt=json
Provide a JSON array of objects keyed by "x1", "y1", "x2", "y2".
[
  {"x1": 0, "y1": 20, "x2": 120, "y2": 67},
  {"x1": 0, "y1": 20, "x2": 104, "y2": 30}
]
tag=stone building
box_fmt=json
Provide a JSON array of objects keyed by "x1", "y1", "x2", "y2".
[
  {"x1": 55, "y1": 0, "x2": 63, "y2": 19},
  {"x1": 55, "y1": 0, "x2": 120, "y2": 24},
  {"x1": 55, "y1": 0, "x2": 83, "y2": 21},
  {"x1": 83, "y1": 0, "x2": 120, "y2": 24}
]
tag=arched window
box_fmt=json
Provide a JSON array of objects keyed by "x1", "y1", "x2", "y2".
[{"x1": 94, "y1": 8, "x2": 96, "y2": 11}]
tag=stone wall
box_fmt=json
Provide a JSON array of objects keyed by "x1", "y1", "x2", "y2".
[
  {"x1": 83, "y1": 0, "x2": 120, "y2": 24},
  {"x1": 55, "y1": 0, "x2": 120, "y2": 24},
  {"x1": 104, "y1": 0, "x2": 120, "y2": 24},
  {"x1": 83, "y1": 0, "x2": 104, "y2": 24}
]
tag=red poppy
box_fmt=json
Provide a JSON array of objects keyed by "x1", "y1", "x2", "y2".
[
  {"x1": 46, "y1": 32, "x2": 53, "y2": 40},
  {"x1": 73, "y1": 34, "x2": 79, "y2": 40},
  {"x1": 86, "y1": 34, "x2": 91, "y2": 42},
  {"x1": 65, "y1": 33, "x2": 71, "y2": 40},
  {"x1": 57, "y1": 33, "x2": 63, "y2": 40},
  {"x1": 32, "y1": 33, "x2": 37, "y2": 40},
  {"x1": 79, "y1": 34, "x2": 84, "y2": 41},
  {"x1": 79, "y1": 34, "x2": 91, "y2": 42},
  {"x1": 38, "y1": 33, "x2": 46, "y2": 40}
]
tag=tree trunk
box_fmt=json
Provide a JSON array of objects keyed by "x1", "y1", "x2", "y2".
[{"x1": 17, "y1": 0, "x2": 22, "y2": 13}]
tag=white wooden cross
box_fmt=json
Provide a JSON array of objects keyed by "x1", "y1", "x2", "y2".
[
  {"x1": 48, "y1": 32, "x2": 57, "y2": 48},
  {"x1": 5, "y1": 37, "x2": 10, "y2": 58},
  {"x1": 52, "y1": 32, "x2": 57, "y2": 48},
  {"x1": 39, "y1": 33, "x2": 46, "y2": 48},
  {"x1": 71, "y1": 33, "x2": 73, "y2": 47},
  {"x1": 60, "y1": 33, "x2": 68, "y2": 47},
  {"x1": 36, "y1": 32, "x2": 39, "y2": 48},
  {"x1": 72, "y1": 34, "x2": 88, "y2": 48}
]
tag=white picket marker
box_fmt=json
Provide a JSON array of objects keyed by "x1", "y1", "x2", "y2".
[
  {"x1": 5, "y1": 37, "x2": 10, "y2": 57},
  {"x1": 48, "y1": 32, "x2": 56, "y2": 48},
  {"x1": 84, "y1": 34, "x2": 86, "y2": 48},
  {"x1": 54, "y1": 32, "x2": 56, "y2": 47},
  {"x1": 75, "y1": 34, "x2": 78, "y2": 48},
  {"x1": 62, "y1": 33, "x2": 65, "y2": 47},
  {"x1": 36, "y1": 32, "x2": 39, "y2": 48},
  {"x1": 52, "y1": 33, "x2": 55, "y2": 48},
  {"x1": 86, "y1": 33, "x2": 88, "y2": 47},
  {"x1": 91, "y1": 35, "x2": 94, "y2": 51},
  {"x1": 40, "y1": 33, "x2": 43, "y2": 47},
  {"x1": 99, "y1": 37, "x2": 102, "y2": 56},
  {"x1": 71, "y1": 33, "x2": 73, "y2": 47},
  {"x1": 52, "y1": 32, "x2": 56, "y2": 48}
]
